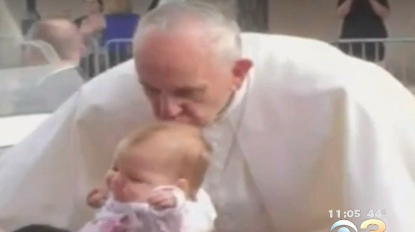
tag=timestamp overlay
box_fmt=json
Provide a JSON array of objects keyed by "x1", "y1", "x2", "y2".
[{"x1": 329, "y1": 209, "x2": 386, "y2": 232}]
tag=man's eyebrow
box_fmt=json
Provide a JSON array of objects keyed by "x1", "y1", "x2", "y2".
[
  {"x1": 139, "y1": 80, "x2": 207, "y2": 91},
  {"x1": 139, "y1": 80, "x2": 157, "y2": 89},
  {"x1": 175, "y1": 85, "x2": 207, "y2": 91}
]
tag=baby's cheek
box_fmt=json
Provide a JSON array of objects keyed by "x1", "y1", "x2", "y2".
[
  {"x1": 138, "y1": 185, "x2": 154, "y2": 201},
  {"x1": 105, "y1": 172, "x2": 115, "y2": 188},
  {"x1": 125, "y1": 183, "x2": 151, "y2": 202}
]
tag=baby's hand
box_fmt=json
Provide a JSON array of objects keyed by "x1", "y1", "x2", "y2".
[
  {"x1": 86, "y1": 187, "x2": 108, "y2": 209},
  {"x1": 147, "y1": 188, "x2": 177, "y2": 210}
]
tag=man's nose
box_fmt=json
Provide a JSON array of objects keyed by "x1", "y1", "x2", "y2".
[{"x1": 158, "y1": 95, "x2": 182, "y2": 119}]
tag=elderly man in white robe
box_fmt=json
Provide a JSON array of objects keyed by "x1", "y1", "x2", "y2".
[{"x1": 0, "y1": 2, "x2": 414, "y2": 232}]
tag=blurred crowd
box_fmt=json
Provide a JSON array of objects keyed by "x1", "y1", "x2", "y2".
[
  {"x1": 30, "y1": 0, "x2": 161, "y2": 80},
  {"x1": 336, "y1": 0, "x2": 390, "y2": 65},
  {"x1": 0, "y1": 0, "x2": 161, "y2": 116},
  {"x1": 72, "y1": 0, "x2": 140, "y2": 79},
  {"x1": 45, "y1": 0, "x2": 392, "y2": 79},
  {"x1": 0, "y1": 0, "x2": 393, "y2": 80}
]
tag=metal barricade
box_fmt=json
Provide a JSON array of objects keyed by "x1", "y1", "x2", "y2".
[
  {"x1": 332, "y1": 38, "x2": 415, "y2": 86},
  {"x1": 93, "y1": 37, "x2": 415, "y2": 88},
  {"x1": 86, "y1": 38, "x2": 134, "y2": 76},
  {"x1": 103, "y1": 38, "x2": 134, "y2": 71},
  {"x1": 79, "y1": 36, "x2": 103, "y2": 79}
]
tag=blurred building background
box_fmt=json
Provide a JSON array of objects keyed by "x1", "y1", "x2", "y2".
[
  {"x1": 6, "y1": 0, "x2": 415, "y2": 39},
  {"x1": 4, "y1": 0, "x2": 415, "y2": 83}
]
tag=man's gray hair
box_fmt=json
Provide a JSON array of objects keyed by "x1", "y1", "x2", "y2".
[{"x1": 134, "y1": 1, "x2": 242, "y2": 61}]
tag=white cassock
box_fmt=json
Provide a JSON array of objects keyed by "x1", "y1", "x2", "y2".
[
  {"x1": 0, "y1": 33, "x2": 415, "y2": 232},
  {"x1": 158, "y1": 0, "x2": 185, "y2": 5}
]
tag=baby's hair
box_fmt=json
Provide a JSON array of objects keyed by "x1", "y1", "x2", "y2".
[{"x1": 116, "y1": 121, "x2": 212, "y2": 199}]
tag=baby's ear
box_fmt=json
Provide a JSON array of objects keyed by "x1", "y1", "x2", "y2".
[{"x1": 176, "y1": 178, "x2": 190, "y2": 195}]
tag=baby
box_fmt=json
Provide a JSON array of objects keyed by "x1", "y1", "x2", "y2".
[{"x1": 79, "y1": 122, "x2": 216, "y2": 232}]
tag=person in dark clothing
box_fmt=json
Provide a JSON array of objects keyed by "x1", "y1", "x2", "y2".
[
  {"x1": 102, "y1": 0, "x2": 138, "y2": 68},
  {"x1": 147, "y1": 0, "x2": 160, "y2": 11},
  {"x1": 74, "y1": 0, "x2": 105, "y2": 79},
  {"x1": 13, "y1": 225, "x2": 70, "y2": 232},
  {"x1": 73, "y1": 0, "x2": 104, "y2": 27},
  {"x1": 337, "y1": 0, "x2": 390, "y2": 62}
]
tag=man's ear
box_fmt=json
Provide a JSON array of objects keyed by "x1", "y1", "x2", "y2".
[
  {"x1": 231, "y1": 58, "x2": 253, "y2": 91},
  {"x1": 176, "y1": 178, "x2": 190, "y2": 194}
]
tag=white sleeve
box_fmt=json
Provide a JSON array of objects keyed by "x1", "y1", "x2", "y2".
[
  {"x1": 182, "y1": 189, "x2": 217, "y2": 232},
  {"x1": 149, "y1": 188, "x2": 216, "y2": 232},
  {"x1": 148, "y1": 188, "x2": 185, "y2": 232}
]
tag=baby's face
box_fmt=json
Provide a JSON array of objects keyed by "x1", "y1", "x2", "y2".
[{"x1": 109, "y1": 135, "x2": 181, "y2": 202}]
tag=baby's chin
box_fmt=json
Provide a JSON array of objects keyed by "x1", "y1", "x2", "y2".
[
  {"x1": 113, "y1": 194, "x2": 146, "y2": 203},
  {"x1": 111, "y1": 188, "x2": 146, "y2": 203}
]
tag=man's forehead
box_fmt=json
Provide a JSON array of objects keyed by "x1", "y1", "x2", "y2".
[
  {"x1": 139, "y1": 76, "x2": 207, "y2": 91},
  {"x1": 135, "y1": 26, "x2": 210, "y2": 54},
  {"x1": 134, "y1": 28, "x2": 217, "y2": 88},
  {"x1": 135, "y1": 35, "x2": 210, "y2": 77}
]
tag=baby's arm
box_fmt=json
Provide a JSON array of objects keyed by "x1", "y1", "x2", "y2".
[
  {"x1": 147, "y1": 187, "x2": 184, "y2": 232},
  {"x1": 78, "y1": 216, "x2": 121, "y2": 232},
  {"x1": 79, "y1": 200, "x2": 135, "y2": 232},
  {"x1": 86, "y1": 165, "x2": 117, "y2": 209},
  {"x1": 86, "y1": 187, "x2": 109, "y2": 209},
  {"x1": 148, "y1": 188, "x2": 216, "y2": 232},
  {"x1": 78, "y1": 220, "x2": 110, "y2": 232}
]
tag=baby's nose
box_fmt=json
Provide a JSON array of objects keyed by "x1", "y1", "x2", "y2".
[{"x1": 110, "y1": 173, "x2": 127, "y2": 190}]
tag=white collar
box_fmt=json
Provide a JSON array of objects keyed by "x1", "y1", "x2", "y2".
[{"x1": 214, "y1": 67, "x2": 254, "y2": 125}]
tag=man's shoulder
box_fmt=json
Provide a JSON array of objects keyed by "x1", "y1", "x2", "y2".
[
  {"x1": 78, "y1": 60, "x2": 145, "y2": 109},
  {"x1": 242, "y1": 33, "x2": 403, "y2": 100},
  {"x1": 241, "y1": 33, "x2": 337, "y2": 52},
  {"x1": 241, "y1": 33, "x2": 347, "y2": 79},
  {"x1": 241, "y1": 33, "x2": 346, "y2": 76},
  {"x1": 86, "y1": 60, "x2": 136, "y2": 88}
]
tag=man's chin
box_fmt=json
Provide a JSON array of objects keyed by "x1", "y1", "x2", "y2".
[{"x1": 156, "y1": 117, "x2": 210, "y2": 128}]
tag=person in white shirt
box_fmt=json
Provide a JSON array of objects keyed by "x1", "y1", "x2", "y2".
[
  {"x1": 0, "y1": 17, "x2": 84, "y2": 115},
  {"x1": 24, "y1": 19, "x2": 85, "y2": 68},
  {"x1": 0, "y1": 2, "x2": 414, "y2": 232},
  {"x1": 14, "y1": 19, "x2": 86, "y2": 112},
  {"x1": 0, "y1": 0, "x2": 22, "y2": 69}
]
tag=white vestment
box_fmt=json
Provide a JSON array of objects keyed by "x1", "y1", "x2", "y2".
[{"x1": 0, "y1": 33, "x2": 415, "y2": 231}]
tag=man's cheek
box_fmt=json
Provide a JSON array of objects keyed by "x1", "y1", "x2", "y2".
[{"x1": 149, "y1": 101, "x2": 161, "y2": 116}]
